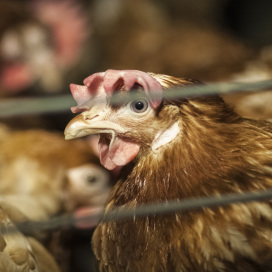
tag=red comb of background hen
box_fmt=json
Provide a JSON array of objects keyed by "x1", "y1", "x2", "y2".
[
  {"x1": 70, "y1": 69, "x2": 163, "y2": 112},
  {"x1": 31, "y1": 0, "x2": 88, "y2": 67}
]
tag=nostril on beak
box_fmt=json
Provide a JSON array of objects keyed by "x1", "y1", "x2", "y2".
[{"x1": 85, "y1": 114, "x2": 99, "y2": 121}]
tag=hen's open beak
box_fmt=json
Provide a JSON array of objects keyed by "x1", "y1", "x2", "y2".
[
  {"x1": 64, "y1": 111, "x2": 127, "y2": 140},
  {"x1": 65, "y1": 107, "x2": 140, "y2": 170}
]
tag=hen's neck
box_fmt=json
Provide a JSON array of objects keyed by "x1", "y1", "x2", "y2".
[{"x1": 110, "y1": 110, "x2": 272, "y2": 207}]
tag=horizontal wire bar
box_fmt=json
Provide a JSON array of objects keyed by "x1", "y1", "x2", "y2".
[
  {"x1": 12, "y1": 189, "x2": 272, "y2": 234},
  {"x1": 111, "y1": 78, "x2": 272, "y2": 105},
  {"x1": 0, "y1": 79, "x2": 272, "y2": 117},
  {"x1": 0, "y1": 95, "x2": 75, "y2": 117}
]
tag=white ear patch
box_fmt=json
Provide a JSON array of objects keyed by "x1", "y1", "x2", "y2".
[{"x1": 152, "y1": 122, "x2": 181, "y2": 151}]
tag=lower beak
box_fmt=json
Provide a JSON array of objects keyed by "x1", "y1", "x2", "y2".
[{"x1": 64, "y1": 113, "x2": 127, "y2": 140}]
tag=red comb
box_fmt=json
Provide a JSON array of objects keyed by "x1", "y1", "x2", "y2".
[
  {"x1": 70, "y1": 69, "x2": 163, "y2": 112},
  {"x1": 70, "y1": 72, "x2": 105, "y2": 113},
  {"x1": 70, "y1": 84, "x2": 91, "y2": 113},
  {"x1": 102, "y1": 69, "x2": 163, "y2": 108}
]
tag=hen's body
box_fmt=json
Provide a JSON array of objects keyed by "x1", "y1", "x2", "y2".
[
  {"x1": 65, "y1": 70, "x2": 272, "y2": 271},
  {"x1": 0, "y1": 126, "x2": 104, "y2": 217},
  {"x1": 0, "y1": 126, "x2": 111, "y2": 271}
]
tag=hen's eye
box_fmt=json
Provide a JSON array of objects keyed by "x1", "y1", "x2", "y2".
[
  {"x1": 86, "y1": 175, "x2": 97, "y2": 183},
  {"x1": 130, "y1": 99, "x2": 149, "y2": 113}
]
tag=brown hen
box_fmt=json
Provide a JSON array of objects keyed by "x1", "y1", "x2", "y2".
[
  {"x1": 0, "y1": 126, "x2": 111, "y2": 271},
  {"x1": 0, "y1": 125, "x2": 111, "y2": 217},
  {"x1": 65, "y1": 69, "x2": 272, "y2": 272},
  {"x1": 0, "y1": 203, "x2": 61, "y2": 272}
]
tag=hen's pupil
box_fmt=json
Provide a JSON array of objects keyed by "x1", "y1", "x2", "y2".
[
  {"x1": 87, "y1": 175, "x2": 97, "y2": 183},
  {"x1": 135, "y1": 101, "x2": 144, "y2": 110}
]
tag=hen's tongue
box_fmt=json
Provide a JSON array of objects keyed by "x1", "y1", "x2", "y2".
[{"x1": 98, "y1": 135, "x2": 140, "y2": 170}]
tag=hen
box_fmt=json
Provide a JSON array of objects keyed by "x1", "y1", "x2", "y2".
[
  {"x1": 65, "y1": 69, "x2": 272, "y2": 272},
  {"x1": 0, "y1": 125, "x2": 111, "y2": 218},
  {"x1": 0, "y1": 202, "x2": 60, "y2": 272},
  {"x1": 0, "y1": 125, "x2": 112, "y2": 271},
  {"x1": 0, "y1": 0, "x2": 89, "y2": 95}
]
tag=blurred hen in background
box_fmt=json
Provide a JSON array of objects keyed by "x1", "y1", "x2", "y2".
[
  {"x1": 0, "y1": 204, "x2": 61, "y2": 272},
  {"x1": 0, "y1": 124, "x2": 113, "y2": 271},
  {"x1": 92, "y1": 0, "x2": 252, "y2": 81},
  {"x1": 0, "y1": 0, "x2": 93, "y2": 97},
  {"x1": 0, "y1": 124, "x2": 112, "y2": 221}
]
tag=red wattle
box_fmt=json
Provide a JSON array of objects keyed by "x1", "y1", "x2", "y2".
[{"x1": 98, "y1": 135, "x2": 140, "y2": 170}]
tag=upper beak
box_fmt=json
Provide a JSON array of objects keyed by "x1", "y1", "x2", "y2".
[{"x1": 64, "y1": 110, "x2": 127, "y2": 140}]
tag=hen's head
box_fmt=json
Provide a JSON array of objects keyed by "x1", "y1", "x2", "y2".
[
  {"x1": 66, "y1": 163, "x2": 111, "y2": 210},
  {"x1": 65, "y1": 69, "x2": 234, "y2": 171}
]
